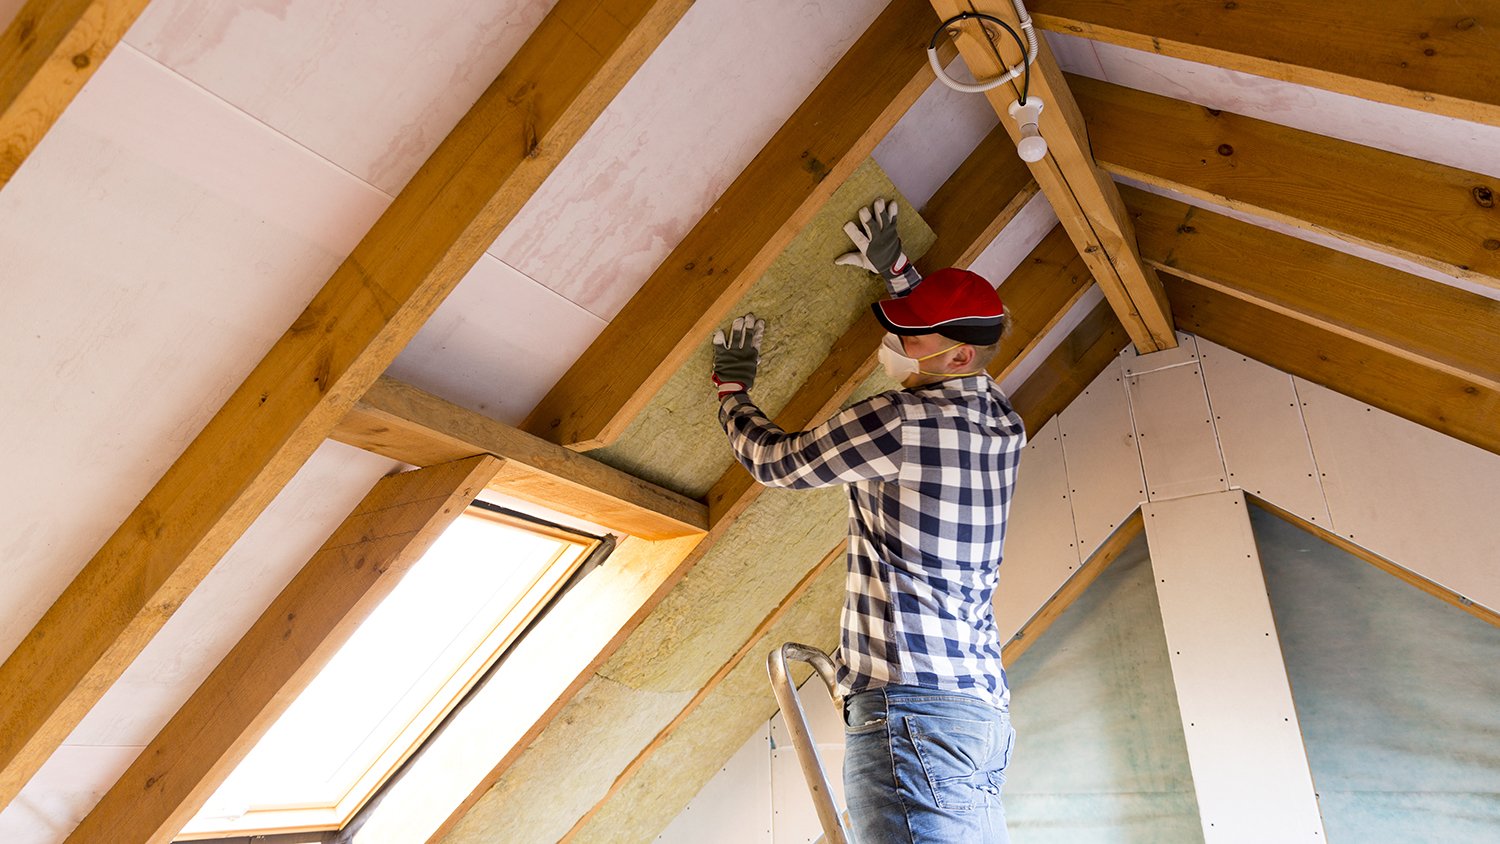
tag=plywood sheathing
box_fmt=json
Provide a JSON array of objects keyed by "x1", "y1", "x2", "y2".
[
  {"x1": 441, "y1": 483, "x2": 850, "y2": 842},
  {"x1": 570, "y1": 558, "x2": 845, "y2": 844},
  {"x1": 588, "y1": 159, "x2": 934, "y2": 498}
]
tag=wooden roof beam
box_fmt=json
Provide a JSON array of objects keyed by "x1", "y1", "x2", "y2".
[
  {"x1": 66, "y1": 456, "x2": 502, "y2": 844},
  {"x1": 1124, "y1": 185, "x2": 1500, "y2": 395},
  {"x1": 1072, "y1": 74, "x2": 1500, "y2": 292},
  {"x1": 0, "y1": 0, "x2": 692, "y2": 810},
  {"x1": 1010, "y1": 296, "x2": 1130, "y2": 436},
  {"x1": 0, "y1": 0, "x2": 152, "y2": 187},
  {"x1": 332, "y1": 377, "x2": 707, "y2": 540},
  {"x1": 1028, "y1": 0, "x2": 1500, "y2": 127},
  {"x1": 523, "y1": 0, "x2": 957, "y2": 450},
  {"x1": 927, "y1": 0, "x2": 1176, "y2": 353},
  {"x1": 1165, "y1": 276, "x2": 1500, "y2": 458}
]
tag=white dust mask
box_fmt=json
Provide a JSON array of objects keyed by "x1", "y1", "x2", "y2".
[{"x1": 879, "y1": 333, "x2": 971, "y2": 381}]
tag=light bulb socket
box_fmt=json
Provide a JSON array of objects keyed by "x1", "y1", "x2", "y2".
[{"x1": 1008, "y1": 96, "x2": 1047, "y2": 162}]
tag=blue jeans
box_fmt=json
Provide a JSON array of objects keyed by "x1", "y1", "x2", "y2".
[{"x1": 843, "y1": 684, "x2": 1014, "y2": 843}]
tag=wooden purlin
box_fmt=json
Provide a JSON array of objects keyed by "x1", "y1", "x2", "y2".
[
  {"x1": 926, "y1": 0, "x2": 1175, "y2": 353},
  {"x1": 0, "y1": 0, "x2": 153, "y2": 187},
  {"x1": 1029, "y1": 0, "x2": 1500, "y2": 127},
  {"x1": 1073, "y1": 75, "x2": 1500, "y2": 291},
  {"x1": 522, "y1": 0, "x2": 955, "y2": 451},
  {"x1": 0, "y1": 0, "x2": 694, "y2": 811},
  {"x1": 66, "y1": 456, "x2": 502, "y2": 844},
  {"x1": 1165, "y1": 275, "x2": 1500, "y2": 458},
  {"x1": 1124, "y1": 186, "x2": 1500, "y2": 392}
]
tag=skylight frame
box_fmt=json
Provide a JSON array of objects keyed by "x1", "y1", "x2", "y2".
[{"x1": 176, "y1": 507, "x2": 600, "y2": 840}]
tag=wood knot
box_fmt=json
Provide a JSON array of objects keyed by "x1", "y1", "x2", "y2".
[
  {"x1": 1474, "y1": 185, "x2": 1495, "y2": 208},
  {"x1": 1456, "y1": 17, "x2": 1476, "y2": 31},
  {"x1": 1424, "y1": 47, "x2": 1436, "y2": 57},
  {"x1": 1217, "y1": 144, "x2": 1234, "y2": 156},
  {"x1": 1223, "y1": 1, "x2": 1237, "y2": 8},
  {"x1": 1204, "y1": 107, "x2": 1222, "y2": 117},
  {"x1": 1177, "y1": 224, "x2": 1197, "y2": 234},
  {"x1": 71, "y1": 53, "x2": 90, "y2": 69},
  {"x1": 1483, "y1": 239, "x2": 1500, "y2": 251}
]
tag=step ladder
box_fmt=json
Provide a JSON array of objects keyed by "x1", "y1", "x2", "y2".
[{"x1": 766, "y1": 642, "x2": 856, "y2": 844}]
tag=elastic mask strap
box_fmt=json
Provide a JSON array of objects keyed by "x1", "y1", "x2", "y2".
[{"x1": 914, "y1": 342, "x2": 982, "y2": 378}]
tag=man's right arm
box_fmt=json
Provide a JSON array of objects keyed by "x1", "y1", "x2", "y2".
[{"x1": 718, "y1": 392, "x2": 905, "y2": 490}]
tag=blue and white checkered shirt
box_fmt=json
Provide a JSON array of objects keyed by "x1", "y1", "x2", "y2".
[{"x1": 718, "y1": 376, "x2": 1026, "y2": 709}]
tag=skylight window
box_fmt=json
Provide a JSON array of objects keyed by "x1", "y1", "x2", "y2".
[{"x1": 177, "y1": 507, "x2": 598, "y2": 840}]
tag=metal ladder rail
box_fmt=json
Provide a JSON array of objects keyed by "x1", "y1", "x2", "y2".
[{"x1": 766, "y1": 642, "x2": 855, "y2": 844}]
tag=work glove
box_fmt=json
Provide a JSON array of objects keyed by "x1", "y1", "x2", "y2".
[
  {"x1": 712, "y1": 313, "x2": 765, "y2": 400},
  {"x1": 836, "y1": 198, "x2": 910, "y2": 280}
]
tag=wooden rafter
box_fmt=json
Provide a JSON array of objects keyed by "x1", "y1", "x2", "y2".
[
  {"x1": 1029, "y1": 0, "x2": 1500, "y2": 127},
  {"x1": 66, "y1": 456, "x2": 502, "y2": 844},
  {"x1": 1072, "y1": 74, "x2": 1500, "y2": 291},
  {"x1": 0, "y1": 0, "x2": 152, "y2": 187},
  {"x1": 1125, "y1": 186, "x2": 1500, "y2": 393},
  {"x1": 988, "y1": 224, "x2": 1096, "y2": 381},
  {"x1": 0, "y1": 0, "x2": 693, "y2": 810},
  {"x1": 522, "y1": 0, "x2": 956, "y2": 451},
  {"x1": 927, "y1": 0, "x2": 1176, "y2": 353},
  {"x1": 1165, "y1": 275, "x2": 1500, "y2": 457},
  {"x1": 331, "y1": 377, "x2": 707, "y2": 540},
  {"x1": 1011, "y1": 297, "x2": 1130, "y2": 435}
]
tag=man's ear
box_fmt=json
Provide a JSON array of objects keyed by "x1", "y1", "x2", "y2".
[{"x1": 951, "y1": 343, "x2": 977, "y2": 368}]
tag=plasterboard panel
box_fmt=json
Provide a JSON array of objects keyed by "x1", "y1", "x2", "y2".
[
  {"x1": 126, "y1": 0, "x2": 559, "y2": 195},
  {"x1": 66, "y1": 440, "x2": 398, "y2": 748},
  {"x1": 1057, "y1": 355, "x2": 1144, "y2": 555},
  {"x1": 0, "y1": 745, "x2": 145, "y2": 844},
  {"x1": 1122, "y1": 331, "x2": 1199, "y2": 376},
  {"x1": 1050, "y1": 32, "x2": 1500, "y2": 180},
  {"x1": 387, "y1": 256, "x2": 608, "y2": 424},
  {"x1": 1127, "y1": 358, "x2": 1230, "y2": 502},
  {"x1": 1296, "y1": 379, "x2": 1500, "y2": 614},
  {"x1": 996, "y1": 416, "x2": 1080, "y2": 644},
  {"x1": 490, "y1": 0, "x2": 888, "y2": 319},
  {"x1": 769, "y1": 677, "x2": 846, "y2": 844},
  {"x1": 0, "y1": 46, "x2": 388, "y2": 663},
  {"x1": 873, "y1": 58, "x2": 1000, "y2": 210},
  {"x1": 1196, "y1": 340, "x2": 1331, "y2": 525},
  {"x1": 1145, "y1": 490, "x2": 1325, "y2": 843},
  {"x1": 656, "y1": 723, "x2": 773, "y2": 844}
]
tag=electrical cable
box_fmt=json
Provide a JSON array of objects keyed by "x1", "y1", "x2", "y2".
[{"x1": 927, "y1": 6, "x2": 1035, "y2": 100}]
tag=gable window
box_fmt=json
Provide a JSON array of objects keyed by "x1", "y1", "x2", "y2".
[{"x1": 176, "y1": 503, "x2": 602, "y2": 840}]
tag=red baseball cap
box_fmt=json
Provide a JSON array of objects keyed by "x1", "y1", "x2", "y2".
[{"x1": 872, "y1": 267, "x2": 1006, "y2": 345}]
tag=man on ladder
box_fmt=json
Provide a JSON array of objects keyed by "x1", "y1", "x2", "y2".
[{"x1": 711, "y1": 199, "x2": 1025, "y2": 843}]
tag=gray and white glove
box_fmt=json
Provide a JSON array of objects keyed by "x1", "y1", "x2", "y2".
[
  {"x1": 712, "y1": 313, "x2": 765, "y2": 400},
  {"x1": 836, "y1": 198, "x2": 913, "y2": 283}
]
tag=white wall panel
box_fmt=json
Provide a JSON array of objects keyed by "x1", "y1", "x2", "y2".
[
  {"x1": 1145, "y1": 490, "x2": 1325, "y2": 843},
  {"x1": 1297, "y1": 379, "x2": 1500, "y2": 613},
  {"x1": 873, "y1": 59, "x2": 999, "y2": 210},
  {"x1": 1058, "y1": 355, "x2": 1145, "y2": 555},
  {"x1": 996, "y1": 417, "x2": 1080, "y2": 643},
  {"x1": 1127, "y1": 354, "x2": 1230, "y2": 502},
  {"x1": 0, "y1": 746, "x2": 145, "y2": 844},
  {"x1": 657, "y1": 723, "x2": 773, "y2": 844},
  {"x1": 1196, "y1": 341, "x2": 1331, "y2": 525}
]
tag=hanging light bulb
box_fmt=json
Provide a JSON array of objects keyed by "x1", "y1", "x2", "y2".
[{"x1": 1008, "y1": 96, "x2": 1047, "y2": 162}]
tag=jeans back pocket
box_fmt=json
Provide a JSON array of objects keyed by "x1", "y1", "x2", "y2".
[{"x1": 904, "y1": 714, "x2": 998, "y2": 812}]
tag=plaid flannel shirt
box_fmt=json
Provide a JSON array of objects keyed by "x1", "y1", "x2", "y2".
[{"x1": 718, "y1": 375, "x2": 1026, "y2": 709}]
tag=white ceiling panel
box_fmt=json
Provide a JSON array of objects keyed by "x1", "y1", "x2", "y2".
[
  {"x1": 873, "y1": 59, "x2": 1000, "y2": 210},
  {"x1": 0, "y1": 745, "x2": 146, "y2": 844},
  {"x1": 488, "y1": 0, "x2": 888, "y2": 320},
  {"x1": 125, "y1": 0, "x2": 560, "y2": 195},
  {"x1": 0, "y1": 44, "x2": 388, "y2": 661},
  {"x1": 387, "y1": 256, "x2": 608, "y2": 424}
]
